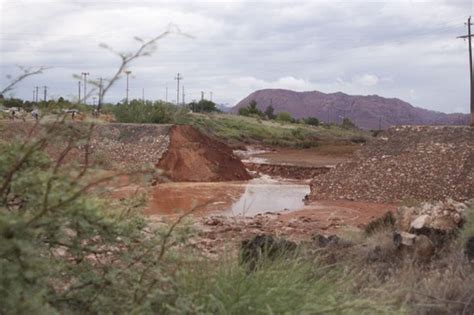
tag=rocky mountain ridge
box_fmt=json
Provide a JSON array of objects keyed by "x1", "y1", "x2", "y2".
[{"x1": 232, "y1": 89, "x2": 469, "y2": 129}]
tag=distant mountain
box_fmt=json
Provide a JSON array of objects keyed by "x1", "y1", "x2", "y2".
[
  {"x1": 231, "y1": 89, "x2": 469, "y2": 129},
  {"x1": 216, "y1": 103, "x2": 231, "y2": 113}
]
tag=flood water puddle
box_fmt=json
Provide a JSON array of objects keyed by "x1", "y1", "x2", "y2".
[{"x1": 146, "y1": 177, "x2": 310, "y2": 217}]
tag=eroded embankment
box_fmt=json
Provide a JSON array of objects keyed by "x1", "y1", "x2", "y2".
[
  {"x1": 157, "y1": 125, "x2": 251, "y2": 182},
  {"x1": 1, "y1": 122, "x2": 250, "y2": 182},
  {"x1": 310, "y1": 126, "x2": 474, "y2": 203}
]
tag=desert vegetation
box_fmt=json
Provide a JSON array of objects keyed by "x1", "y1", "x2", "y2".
[
  {"x1": 1, "y1": 119, "x2": 472, "y2": 314},
  {"x1": 0, "y1": 122, "x2": 385, "y2": 313},
  {"x1": 1, "y1": 2, "x2": 473, "y2": 314}
]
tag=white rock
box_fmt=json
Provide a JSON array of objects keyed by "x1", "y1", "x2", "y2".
[
  {"x1": 399, "y1": 231, "x2": 417, "y2": 246},
  {"x1": 410, "y1": 214, "x2": 431, "y2": 230}
]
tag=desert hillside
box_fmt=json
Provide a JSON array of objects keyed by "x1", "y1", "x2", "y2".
[{"x1": 232, "y1": 89, "x2": 469, "y2": 129}]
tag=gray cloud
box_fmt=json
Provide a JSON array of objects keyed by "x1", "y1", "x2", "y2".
[{"x1": 0, "y1": 0, "x2": 472, "y2": 113}]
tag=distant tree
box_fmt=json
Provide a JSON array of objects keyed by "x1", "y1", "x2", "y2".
[
  {"x1": 276, "y1": 112, "x2": 294, "y2": 123},
  {"x1": 303, "y1": 117, "x2": 320, "y2": 126},
  {"x1": 341, "y1": 117, "x2": 357, "y2": 129},
  {"x1": 264, "y1": 105, "x2": 275, "y2": 120},
  {"x1": 239, "y1": 100, "x2": 264, "y2": 117},
  {"x1": 238, "y1": 107, "x2": 249, "y2": 116},
  {"x1": 189, "y1": 99, "x2": 218, "y2": 113},
  {"x1": 2, "y1": 98, "x2": 24, "y2": 109}
]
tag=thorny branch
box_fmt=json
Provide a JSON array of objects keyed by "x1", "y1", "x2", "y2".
[
  {"x1": 1, "y1": 65, "x2": 49, "y2": 95},
  {"x1": 83, "y1": 24, "x2": 191, "y2": 108}
]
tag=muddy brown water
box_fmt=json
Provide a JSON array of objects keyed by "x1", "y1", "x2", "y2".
[{"x1": 146, "y1": 177, "x2": 310, "y2": 216}]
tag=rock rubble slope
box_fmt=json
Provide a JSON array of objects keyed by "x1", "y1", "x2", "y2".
[{"x1": 310, "y1": 126, "x2": 474, "y2": 203}]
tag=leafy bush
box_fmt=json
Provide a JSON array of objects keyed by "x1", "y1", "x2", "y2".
[
  {"x1": 264, "y1": 104, "x2": 275, "y2": 119},
  {"x1": 276, "y1": 112, "x2": 294, "y2": 123},
  {"x1": 113, "y1": 99, "x2": 189, "y2": 124},
  {"x1": 238, "y1": 100, "x2": 264, "y2": 118},
  {"x1": 303, "y1": 116, "x2": 320, "y2": 126},
  {"x1": 0, "y1": 122, "x2": 188, "y2": 314},
  {"x1": 341, "y1": 117, "x2": 357, "y2": 129},
  {"x1": 188, "y1": 99, "x2": 219, "y2": 113}
]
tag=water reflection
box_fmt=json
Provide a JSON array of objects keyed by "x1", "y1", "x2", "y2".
[
  {"x1": 146, "y1": 177, "x2": 309, "y2": 216},
  {"x1": 226, "y1": 181, "x2": 309, "y2": 216}
]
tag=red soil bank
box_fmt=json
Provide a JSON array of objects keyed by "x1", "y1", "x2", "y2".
[{"x1": 157, "y1": 125, "x2": 251, "y2": 182}]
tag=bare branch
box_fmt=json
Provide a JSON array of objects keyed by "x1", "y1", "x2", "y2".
[
  {"x1": 1, "y1": 65, "x2": 49, "y2": 95},
  {"x1": 95, "y1": 24, "x2": 192, "y2": 108}
]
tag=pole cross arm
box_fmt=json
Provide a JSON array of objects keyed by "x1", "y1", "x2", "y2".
[{"x1": 457, "y1": 35, "x2": 474, "y2": 39}]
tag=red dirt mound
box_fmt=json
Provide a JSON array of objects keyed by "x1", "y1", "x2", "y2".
[{"x1": 157, "y1": 125, "x2": 251, "y2": 182}]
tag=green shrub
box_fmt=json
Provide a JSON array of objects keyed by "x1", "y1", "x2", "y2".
[
  {"x1": 341, "y1": 117, "x2": 357, "y2": 129},
  {"x1": 113, "y1": 100, "x2": 188, "y2": 124},
  {"x1": 168, "y1": 256, "x2": 381, "y2": 314},
  {"x1": 276, "y1": 111, "x2": 294, "y2": 123},
  {"x1": 461, "y1": 202, "x2": 474, "y2": 241},
  {"x1": 304, "y1": 116, "x2": 320, "y2": 126},
  {"x1": 238, "y1": 100, "x2": 264, "y2": 118}
]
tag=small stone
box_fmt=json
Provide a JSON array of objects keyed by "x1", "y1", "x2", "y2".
[
  {"x1": 393, "y1": 231, "x2": 417, "y2": 247},
  {"x1": 410, "y1": 214, "x2": 431, "y2": 230},
  {"x1": 204, "y1": 217, "x2": 223, "y2": 226},
  {"x1": 452, "y1": 213, "x2": 462, "y2": 225}
]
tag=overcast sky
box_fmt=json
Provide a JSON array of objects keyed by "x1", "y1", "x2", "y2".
[{"x1": 1, "y1": 0, "x2": 473, "y2": 112}]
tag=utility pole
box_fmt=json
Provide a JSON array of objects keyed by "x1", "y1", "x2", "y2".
[
  {"x1": 124, "y1": 70, "x2": 131, "y2": 104},
  {"x1": 458, "y1": 16, "x2": 474, "y2": 126},
  {"x1": 182, "y1": 86, "x2": 185, "y2": 105},
  {"x1": 78, "y1": 81, "x2": 81, "y2": 104},
  {"x1": 98, "y1": 77, "x2": 103, "y2": 109},
  {"x1": 32, "y1": 89, "x2": 35, "y2": 102},
  {"x1": 201, "y1": 91, "x2": 204, "y2": 101},
  {"x1": 210, "y1": 91, "x2": 213, "y2": 102},
  {"x1": 142, "y1": 88, "x2": 145, "y2": 104},
  {"x1": 43, "y1": 86, "x2": 47, "y2": 102},
  {"x1": 35, "y1": 86, "x2": 39, "y2": 103},
  {"x1": 175, "y1": 73, "x2": 182, "y2": 105},
  {"x1": 81, "y1": 72, "x2": 89, "y2": 105}
]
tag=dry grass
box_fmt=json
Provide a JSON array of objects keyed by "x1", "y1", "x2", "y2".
[{"x1": 312, "y1": 216, "x2": 474, "y2": 314}]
